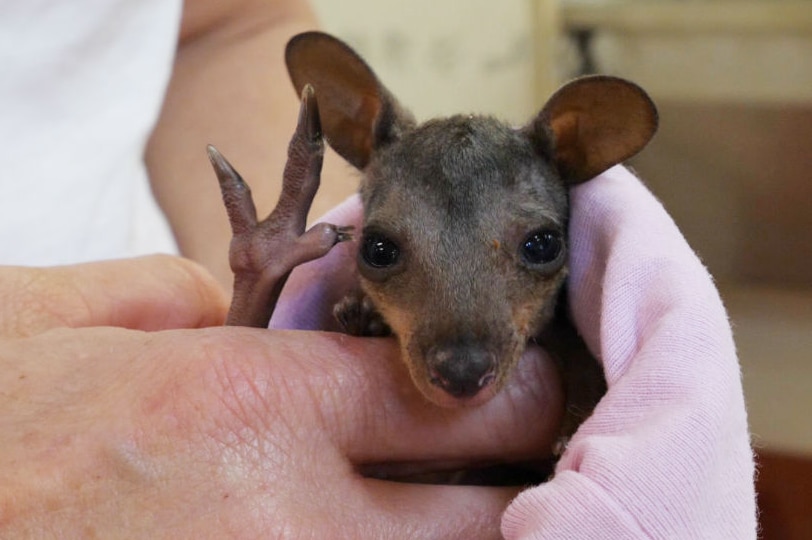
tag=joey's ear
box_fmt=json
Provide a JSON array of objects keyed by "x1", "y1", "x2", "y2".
[
  {"x1": 526, "y1": 76, "x2": 658, "y2": 185},
  {"x1": 285, "y1": 31, "x2": 415, "y2": 170}
]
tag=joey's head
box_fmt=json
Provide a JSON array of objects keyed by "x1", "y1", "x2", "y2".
[{"x1": 286, "y1": 32, "x2": 658, "y2": 407}]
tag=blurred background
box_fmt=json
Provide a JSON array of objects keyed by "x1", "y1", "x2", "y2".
[{"x1": 310, "y1": 0, "x2": 812, "y2": 537}]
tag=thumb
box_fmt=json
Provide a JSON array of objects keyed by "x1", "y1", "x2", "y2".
[{"x1": 1, "y1": 255, "x2": 228, "y2": 337}]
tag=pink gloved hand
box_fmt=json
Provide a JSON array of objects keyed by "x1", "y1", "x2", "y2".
[{"x1": 502, "y1": 166, "x2": 757, "y2": 539}]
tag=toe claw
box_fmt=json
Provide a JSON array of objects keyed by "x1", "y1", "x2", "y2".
[
  {"x1": 335, "y1": 225, "x2": 355, "y2": 243},
  {"x1": 300, "y1": 84, "x2": 322, "y2": 142}
]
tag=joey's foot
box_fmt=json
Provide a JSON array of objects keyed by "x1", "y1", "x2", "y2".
[
  {"x1": 208, "y1": 85, "x2": 353, "y2": 328},
  {"x1": 334, "y1": 292, "x2": 391, "y2": 337}
]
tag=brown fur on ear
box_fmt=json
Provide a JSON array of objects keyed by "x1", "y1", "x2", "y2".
[
  {"x1": 285, "y1": 31, "x2": 415, "y2": 170},
  {"x1": 528, "y1": 76, "x2": 658, "y2": 185}
]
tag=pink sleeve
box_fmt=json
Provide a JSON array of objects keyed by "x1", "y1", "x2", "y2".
[{"x1": 501, "y1": 166, "x2": 757, "y2": 539}]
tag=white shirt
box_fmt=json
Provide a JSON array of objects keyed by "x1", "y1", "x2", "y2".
[{"x1": 0, "y1": 0, "x2": 182, "y2": 265}]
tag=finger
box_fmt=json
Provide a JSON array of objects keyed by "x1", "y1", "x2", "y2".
[
  {"x1": 357, "y1": 480, "x2": 519, "y2": 539},
  {"x1": 241, "y1": 331, "x2": 564, "y2": 464},
  {"x1": 0, "y1": 255, "x2": 228, "y2": 337},
  {"x1": 341, "y1": 343, "x2": 565, "y2": 465}
]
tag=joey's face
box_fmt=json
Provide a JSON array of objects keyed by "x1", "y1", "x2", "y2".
[{"x1": 355, "y1": 116, "x2": 570, "y2": 407}]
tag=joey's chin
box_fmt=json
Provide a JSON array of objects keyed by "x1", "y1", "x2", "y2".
[{"x1": 417, "y1": 381, "x2": 501, "y2": 409}]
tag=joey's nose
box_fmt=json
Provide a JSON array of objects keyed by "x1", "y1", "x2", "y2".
[{"x1": 427, "y1": 345, "x2": 496, "y2": 399}]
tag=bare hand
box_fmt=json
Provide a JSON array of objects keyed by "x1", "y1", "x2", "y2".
[{"x1": 0, "y1": 256, "x2": 563, "y2": 538}]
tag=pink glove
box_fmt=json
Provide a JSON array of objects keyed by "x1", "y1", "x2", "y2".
[
  {"x1": 272, "y1": 166, "x2": 757, "y2": 538},
  {"x1": 502, "y1": 166, "x2": 756, "y2": 538}
]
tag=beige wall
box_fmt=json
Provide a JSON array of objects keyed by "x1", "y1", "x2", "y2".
[{"x1": 310, "y1": 0, "x2": 538, "y2": 123}]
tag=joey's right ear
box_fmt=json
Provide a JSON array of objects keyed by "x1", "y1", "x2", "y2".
[{"x1": 285, "y1": 32, "x2": 415, "y2": 170}]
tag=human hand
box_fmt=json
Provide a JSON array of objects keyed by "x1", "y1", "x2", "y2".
[
  {"x1": 0, "y1": 256, "x2": 564, "y2": 539},
  {"x1": 0, "y1": 254, "x2": 228, "y2": 337}
]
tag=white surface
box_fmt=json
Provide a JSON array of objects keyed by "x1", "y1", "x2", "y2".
[{"x1": 0, "y1": 0, "x2": 180, "y2": 265}]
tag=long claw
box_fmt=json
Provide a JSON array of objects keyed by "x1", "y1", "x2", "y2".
[{"x1": 301, "y1": 84, "x2": 322, "y2": 142}]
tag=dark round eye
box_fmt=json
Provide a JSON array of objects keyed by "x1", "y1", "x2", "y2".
[
  {"x1": 361, "y1": 233, "x2": 400, "y2": 268},
  {"x1": 521, "y1": 229, "x2": 562, "y2": 265}
]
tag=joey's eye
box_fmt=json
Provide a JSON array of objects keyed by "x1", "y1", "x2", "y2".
[
  {"x1": 361, "y1": 233, "x2": 400, "y2": 268},
  {"x1": 521, "y1": 229, "x2": 562, "y2": 265}
]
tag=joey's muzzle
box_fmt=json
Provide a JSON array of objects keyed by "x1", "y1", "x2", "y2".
[{"x1": 426, "y1": 344, "x2": 497, "y2": 399}]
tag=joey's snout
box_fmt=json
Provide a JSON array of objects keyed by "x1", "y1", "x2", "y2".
[{"x1": 426, "y1": 344, "x2": 497, "y2": 400}]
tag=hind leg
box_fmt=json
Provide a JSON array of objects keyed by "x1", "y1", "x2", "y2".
[{"x1": 208, "y1": 85, "x2": 352, "y2": 328}]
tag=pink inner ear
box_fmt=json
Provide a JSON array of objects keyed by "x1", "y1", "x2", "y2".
[
  {"x1": 318, "y1": 90, "x2": 382, "y2": 170},
  {"x1": 549, "y1": 111, "x2": 591, "y2": 183},
  {"x1": 542, "y1": 77, "x2": 658, "y2": 184}
]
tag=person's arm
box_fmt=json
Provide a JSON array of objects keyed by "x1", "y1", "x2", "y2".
[{"x1": 146, "y1": 0, "x2": 356, "y2": 291}]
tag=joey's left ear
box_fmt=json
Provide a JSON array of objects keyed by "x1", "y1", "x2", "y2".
[{"x1": 525, "y1": 75, "x2": 658, "y2": 185}]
